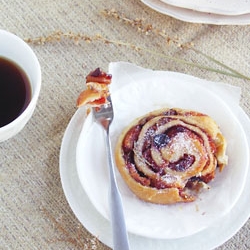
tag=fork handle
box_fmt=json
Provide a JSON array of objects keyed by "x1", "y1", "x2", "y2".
[{"x1": 105, "y1": 130, "x2": 130, "y2": 250}]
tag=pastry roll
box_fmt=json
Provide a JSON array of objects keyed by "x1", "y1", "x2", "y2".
[
  {"x1": 115, "y1": 108, "x2": 228, "y2": 204},
  {"x1": 76, "y1": 68, "x2": 112, "y2": 107}
]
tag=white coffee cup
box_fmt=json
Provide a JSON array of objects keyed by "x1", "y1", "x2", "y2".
[{"x1": 0, "y1": 30, "x2": 41, "y2": 142}]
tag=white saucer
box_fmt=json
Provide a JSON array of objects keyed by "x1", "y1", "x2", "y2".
[
  {"x1": 142, "y1": 0, "x2": 250, "y2": 25},
  {"x1": 76, "y1": 66, "x2": 248, "y2": 239},
  {"x1": 60, "y1": 104, "x2": 250, "y2": 250},
  {"x1": 60, "y1": 64, "x2": 250, "y2": 249},
  {"x1": 160, "y1": 0, "x2": 250, "y2": 16}
]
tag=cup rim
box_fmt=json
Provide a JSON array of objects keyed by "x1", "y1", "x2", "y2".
[{"x1": 0, "y1": 29, "x2": 42, "y2": 132}]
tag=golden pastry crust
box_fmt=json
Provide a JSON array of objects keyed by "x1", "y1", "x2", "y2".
[
  {"x1": 115, "y1": 108, "x2": 228, "y2": 204},
  {"x1": 76, "y1": 68, "x2": 112, "y2": 107}
]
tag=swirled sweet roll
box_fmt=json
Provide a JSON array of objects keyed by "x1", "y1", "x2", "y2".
[{"x1": 115, "y1": 108, "x2": 228, "y2": 204}]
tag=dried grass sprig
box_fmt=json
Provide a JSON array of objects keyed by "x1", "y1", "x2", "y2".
[
  {"x1": 25, "y1": 30, "x2": 250, "y2": 80},
  {"x1": 101, "y1": 9, "x2": 250, "y2": 80},
  {"x1": 25, "y1": 31, "x2": 99, "y2": 45},
  {"x1": 101, "y1": 9, "x2": 193, "y2": 49},
  {"x1": 24, "y1": 9, "x2": 250, "y2": 80}
]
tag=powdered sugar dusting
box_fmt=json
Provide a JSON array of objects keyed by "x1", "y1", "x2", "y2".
[{"x1": 162, "y1": 132, "x2": 202, "y2": 162}]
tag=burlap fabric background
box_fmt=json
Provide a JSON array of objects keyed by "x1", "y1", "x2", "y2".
[{"x1": 1, "y1": 0, "x2": 250, "y2": 249}]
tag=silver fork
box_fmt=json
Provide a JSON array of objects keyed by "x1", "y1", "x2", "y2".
[{"x1": 92, "y1": 96, "x2": 130, "y2": 250}]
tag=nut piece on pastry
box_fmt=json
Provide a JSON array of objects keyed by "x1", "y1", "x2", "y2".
[
  {"x1": 76, "y1": 68, "x2": 112, "y2": 107},
  {"x1": 115, "y1": 108, "x2": 228, "y2": 205}
]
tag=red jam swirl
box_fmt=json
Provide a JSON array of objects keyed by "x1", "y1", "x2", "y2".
[
  {"x1": 86, "y1": 68, "x2": 112, "y2": 84},
  {"x1": 121, "y1": 109, "x2": 217, "y2": 190}
]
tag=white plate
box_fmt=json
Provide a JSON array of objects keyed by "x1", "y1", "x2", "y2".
[
  {"x1": 160, "y1": 0, "x2": 250, "y2": 15},
  {"x1": 60, "y1": 103, "x2": 250, "y2": 250},
  {"x1": 142, "y1": 0, "x2": 250, "y2": 25},
  {"x1": 76, "y1": 64, "x2": 249, "y2": 239}
]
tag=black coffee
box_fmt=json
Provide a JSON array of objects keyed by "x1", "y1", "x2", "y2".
[{"x1": 0, "y1": 57, "x2": 31, "y2": 127}]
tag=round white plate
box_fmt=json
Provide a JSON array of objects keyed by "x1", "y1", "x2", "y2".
[
  {"x1": 141, "y1": 0, "x2": 250, "y2": 25},
  {"x1": 160, "y1": 0, "x2": 250, "y2": 16},
  {"x1": 76, "y1": 70, "x2": 248, "y2": 239},
  {"x1": 60, "y1": 102, "x2": 250, "y2": 250}
]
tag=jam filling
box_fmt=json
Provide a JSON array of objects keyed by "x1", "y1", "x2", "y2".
[
  {"x1": 121, "y1": 110, "x2": 212, "y2": 190},
  {"x1": 168, "y1": 154, "x2": 195, "y2": 172},
  {"x1": 86, "y1": 67, "x2": 112, "y2": 84}
]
